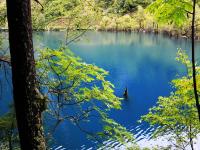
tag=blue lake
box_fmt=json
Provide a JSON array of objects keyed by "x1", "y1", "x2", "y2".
[{"x1": 1, "y1": 31, "x2": 200, "y2": 149}]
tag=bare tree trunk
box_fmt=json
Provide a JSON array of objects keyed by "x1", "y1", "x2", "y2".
[
  {"x1": 189, "y1": 124, "x2": 194, "y2": 150},
  {"x1": 191, "y1": 0, "x2": 200, "y2": 122},
  {"x1": 6, "y1": 0, "x2": 46, "y2": 149}
]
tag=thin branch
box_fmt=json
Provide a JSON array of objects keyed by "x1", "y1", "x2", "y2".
[
  {"x1": 0, "y1": 56, "x2": 11, "y2": 65},
  {"x1": 66, "y1": 27, "x2": 90, "y2": 45},
  {"x1": 191, "y1": 0, "x2": 200, "y2": 122},
  {"x1": 184, "y1": 9, "x2": 193, "y2": 15},
  {"x1": 33, "y1": 0, "x2": 44, "y2": 11}
]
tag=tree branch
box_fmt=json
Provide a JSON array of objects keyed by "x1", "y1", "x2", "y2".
[{"x1": 0, "y1": 56, "x2": 11, "y2": 65}]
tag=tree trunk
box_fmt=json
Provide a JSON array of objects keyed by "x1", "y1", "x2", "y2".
[
  {"x1": 6, "y1": 0, "x2": 46, "y2": 149},
  {"x1": 189, "y1": 124, "x2": 194, "y2": 150},
  {"x1": 191, "y1": 0, "x2": 200, "y2": 122}
]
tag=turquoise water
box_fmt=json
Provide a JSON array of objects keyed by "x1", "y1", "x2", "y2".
[{"x1": 1, "y1": 31, "x2": 200, "y2": 149}]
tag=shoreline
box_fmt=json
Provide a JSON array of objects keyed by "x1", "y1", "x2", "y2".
[{"x1": 1, "y1": 27, "x2": 200, "y2": 40}]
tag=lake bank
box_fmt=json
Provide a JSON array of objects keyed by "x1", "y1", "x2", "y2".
[{"x1": 1, "y1": 28, "x2": 197, "y2": 42}]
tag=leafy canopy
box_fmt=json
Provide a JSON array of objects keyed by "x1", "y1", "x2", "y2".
[
  {"x1": 36, "y1": 47, "x2": 134, "y2": 144},
  {"x1": 141, "y1": 49, "x2": 200, "y2": 148},
  {"x1": 147, "y1": 0, "x2": 193, "y2": 26}
]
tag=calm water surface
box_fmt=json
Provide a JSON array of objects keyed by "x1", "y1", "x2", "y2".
[{"x1": 1, "y1": 31, "x2": 200, "y2": 149}]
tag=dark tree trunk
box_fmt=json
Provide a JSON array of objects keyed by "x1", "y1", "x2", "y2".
[
  {"x1": 189, "y1": 124, "x2": 194, "y2": 150},
  {"x1": 191, "y1": 0, "x2": 200, "y2": 122},
  {"x1": 6, "y1": 0, "x2": 46, "y2": 149}
]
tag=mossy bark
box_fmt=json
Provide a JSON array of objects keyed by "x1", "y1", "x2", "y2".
[{"x1": 6, "y1": 0, "x2": 46, "y2": 149}]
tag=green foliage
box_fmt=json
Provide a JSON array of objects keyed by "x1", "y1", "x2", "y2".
[
  {"x1": 43, "y1": 0, "x2": 101, "y2": 30},
  {"x1": 98, "y1": 14, "x2": 137, "y2": 30},
  {"x1": 97, "y1": 0, "x2": 153, "y2": 14},
  {"x1": 44, "y1": 0, "x2": 80, "y2": 23},
  {"x1": 37, "y1": 47, "x2": 121, "y2": 109},
  {"x1": 31, "y1": 1, "x2": 46, "y2": 30},
  {"x1": 0, "y1": 113, "x2": 14, "y2": 134},
  {"x1": 97, "y1": 5, "x2": 155, "y2": 31},
  {"x1": 141, "y1": 49, "x2": 200, "y2": 149},
  {"x1": 0, "y1": 34, "x2": 3, "y2": 49},
  {"x1": 133, "y1": 6, "x2": 147, "y2": 29},
  {"x1": 147, "y1": 0, "x2": 193, "y2": 26},
  {"x1": 97, "y1": 110, "x2": 134, "y2": 144},
  {"x1": 0, "y1": 106, "x2": 18, "y2": 149},
  {"x1": 29, "y1": 0, "x2": 157, "y2": 31},
  {"x1": 36, "y1": 47, "x2": 134, "y2": 143},
  {"x1": 0, "y1": 0, "x2": 197, "y2": 33},
  {"x1": 0, "y1": 1, "x2": 7, "y2": 27}
]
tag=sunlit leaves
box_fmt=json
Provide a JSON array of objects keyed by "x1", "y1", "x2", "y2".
[
  {"x1": 37, "y1": 47, "x2": 122, "y2": 109},
  {"x1": 0, "y1": 1, "x2": 6, "y2": 27},
  {"x1": 97, "y1": 0, "x2": 152, "y2": 14},
  {"x1": 141, "y1": 50, "x2": 200, "y2": 148},
  {"x1": 147, "y1": 0, "x2": 193, "y2": 26},
  {"x1": 96, "y1": 109, "x2": 134, "y2": 144},
  {"x1": 43, "y1": 0, "x2": 101, "y2": 30},
  {"x1": 36, "y1": 47, "x2": 133, "y2": 143}
]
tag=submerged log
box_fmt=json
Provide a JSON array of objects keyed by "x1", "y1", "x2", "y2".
[{"x1": 123, "y1": 87, "x2": 128, "y2": 98}]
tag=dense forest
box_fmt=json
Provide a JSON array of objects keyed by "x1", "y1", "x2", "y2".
[
  {"x1": 0, "y1": 0, "x2": 200, "y2": 150},
  {"x1": 1, "y1": 0, "x2": 200, "y2": 37}
]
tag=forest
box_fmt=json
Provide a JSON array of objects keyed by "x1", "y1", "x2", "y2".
[{"x1": 0, "y1": 0, "x2": 200, "y2": 149}]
